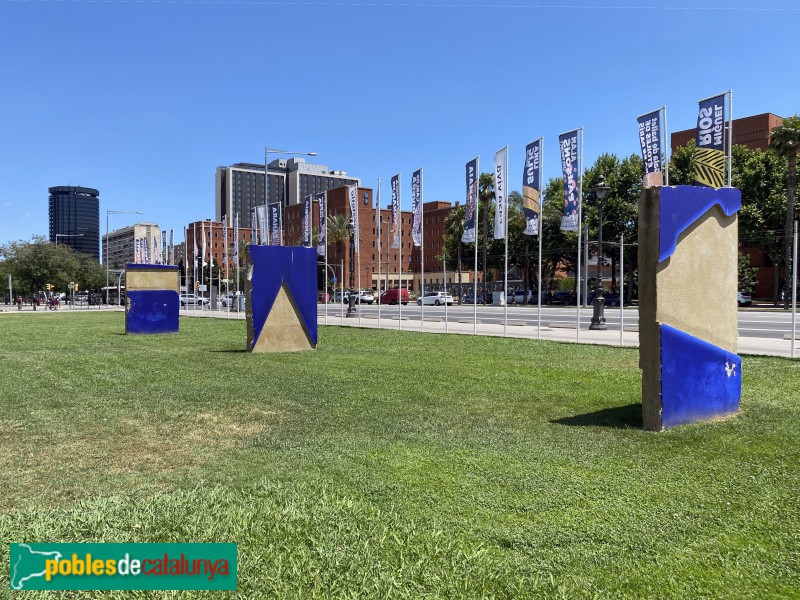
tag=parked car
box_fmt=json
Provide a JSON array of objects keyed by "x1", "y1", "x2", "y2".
[
  {"x1": 180, "y1": 294, "x2": 209, "y2": 307},
  {"x1": 221, "y1": 292, "x2": 243, "y2": 308},
  {"x1": 738, "y1": 291, "x2": 752, "y2": 307},
  {"x1": 378, "y1": 289, "x2": 409, "y2": 305},
  {"x1": 461, "y1": 292, "x2": 493, "y2": 304},
  {"x1": 545, "y1": 291, "x2": 577, "y2": 305},
  {"x1": 507, "y1": 289, "x2": 538, "y2": 304},
  {"x1": 417, "y1": 291, "x2": 455, "y2": 306},
  {"x1": 356, "y1": 289, "x2": 374, "y2": 305},
  {"x1": 601, "y1": 292, "x2": 631, "y2": 307}
]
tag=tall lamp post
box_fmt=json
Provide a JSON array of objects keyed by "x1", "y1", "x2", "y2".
[
  {"x1": 346, "y1": 220, "x2": 357, "y2": 317},
  {"x1": 263, "y1": 148, "x2": 317, "y2": 244},
  {"x1": 106, "y1": 210, "x2": 143, "y2": 305},
  {"x1": 589, "y1": 175, "x2": 610, "y2": 331}
]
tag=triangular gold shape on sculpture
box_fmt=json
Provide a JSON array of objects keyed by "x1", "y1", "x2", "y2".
[{"x1": 252, "y1": 282, "x2": 316, "y2": 353}]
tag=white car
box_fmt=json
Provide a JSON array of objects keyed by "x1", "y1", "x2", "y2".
[
  {"x1": 417, "y1": 292, "x2": 454, "y2": 306},
  {"x1": 221, "y1": 292, "x2": 243, "y2": 307},
  {"x1": 180, "y1": 294, "x2": 209, "y2": 307}
]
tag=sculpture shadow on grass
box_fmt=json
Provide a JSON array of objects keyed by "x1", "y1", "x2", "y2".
[{"x1": 551, "y1": 403, "x2": 643, "y2": 430}]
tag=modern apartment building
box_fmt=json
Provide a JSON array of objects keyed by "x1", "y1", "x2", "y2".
[
  {"x1": 102, "y1": 223, "x2": 161, "y2": 268},
  {"x1": 48, "y1": 186, "x2": 100, "y2": 260},
  {"x1": 215, "y1": 159, "x2": 359, "y2": 230}
]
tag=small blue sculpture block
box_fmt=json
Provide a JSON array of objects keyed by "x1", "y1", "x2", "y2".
[{"x1": 125, "y1": 264, "x2": 180, "y2": 335}]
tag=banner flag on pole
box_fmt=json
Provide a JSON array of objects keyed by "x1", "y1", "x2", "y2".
[
  {"x1": 637, "y1": 109, "x2": 664, "y2": 188},
  {"x1": 134, "y1": 238, "x2": 140, "y2": 263},
  {"x1": 256, "y1": 206, "x2": 267, "y2": 246},
  {"x1": 694, "y1": 93, "x2": 726, "y2": 188},
  {"x1": 161, "y1": 230, "x2": 167, "y2": 264},
  {"x1": 302, "y1": 195, "x2": 312, "y2": 247},
  {"x1": 523, "y1": 140, "x2": 542, "y2": 236},
  {"x1": 348, "y1": 185, "x2": 360, "y2": 251},
  {"x1": 494, "y1": 147, "x2": 508, "y2": 240},
  {"x1": 201, "y1": 224, "x2": 208, "y2": 267},
  {"x1": 153, "y1": 236, "x2": 159, "y2": 264},
  {"x1": 169, "y1": 229, "x2": 174, "y2": 265},
  {"x1": 143, "y1": 236, "x2": 150, "y2": 264},
  {"x1": 232, "y1": 213, "x2": 240, "y2": 264},
  {"x1": 462, "y1": 158, "x2": 479, "y2": 243},
  {"x1": 251, "y1": 208, "x2": 257, "y2": 245},
  {"x1": 411, "y1": 169, "x2": 422, "y2": 247},
  {"x1": 390, "y1": 175, "x2": 400, "y2": 249},
  {"x1": 316, "y1": 192, "x2": 326, "y2": 256},
  {"x1": 268, "y1": 203, "x2": 281, "y2": 246},
  {"x1": 559, "y1": 130, "x2": 580, "y2": 232}
]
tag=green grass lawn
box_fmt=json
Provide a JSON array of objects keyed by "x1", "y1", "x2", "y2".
[{"x1": 1, "y1": 312, "x2": 799, "y2": 598}]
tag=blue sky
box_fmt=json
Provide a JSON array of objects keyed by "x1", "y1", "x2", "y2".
[{"x1": 1, "y1": 0, "x2": 798, "y2": 246}]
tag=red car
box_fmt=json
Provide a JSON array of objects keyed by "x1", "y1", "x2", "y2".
[{"x1": 378, "y1": 289, "x2": 409, "y2": 305}]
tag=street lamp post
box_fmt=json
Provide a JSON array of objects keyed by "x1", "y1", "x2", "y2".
[
  {"x1": 263, "y1": 148, "x2": 317, "y2": 244},
  {"x1": 589, "y1": 175, "x2": 610, "y2": 331},
  {"x1": 346, "y1": 220, "x2": 356, "y2": 317},
  {"x1": 106, "y1": 210, "x2": 143, "y2": 305}
]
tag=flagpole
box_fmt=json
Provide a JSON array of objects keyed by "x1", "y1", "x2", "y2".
[
  {"x1": 420, "y1": 168, "x2": 425, "y2": 332},
  {"x1": 474, "y1": 157, "x2": 479, "y2": 336},
  {"x1": 324, "y1": 193, "x2": 329, "y2": 327},
  {"x1": 444, "y1": 248, "x2": 448, "y2": 333},
  {"x1": 193, "y1": 223, "x2": 197, "y2": 312},
  {"x1": 503, "y1": 146, "x2": 509, "y2": 338},
  {"x1": 377, "y1": 180, "x2": 381, "y2": 329},
  {"x1": 398, "y1": 174, "x2": 403, "y2": 331},
  {"x1": 620, "y1": 234, "x2": 624, "y2": 347},
  {"x1": 357, "y1": 189, "x2": 362, "y2": 328},
  {"x1": 340, "y1": 260, "x2": 344, "y2": 321},
  {"x1": 577, "y1": 127, "x2": 584, "y2": 342},
  {"x1": 662, "y1": 106, "x2": 670, "y2": 186},
  {"x1": 727, "y1": 90, "x2": 733, "y2": 188},
  {"x1": 537, "y1": 137, "x2": 544, "y2": 340},
  {"x1": 792, "y1": 219, "x2": 797, "y2": 359}
]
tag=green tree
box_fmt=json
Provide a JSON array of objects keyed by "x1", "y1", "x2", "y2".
[
  {"x1": 326, "y1": 214, "x2": 349, "y2": 257},
  {"x1": 0, "y1": 236, "x2": 104, "y2": 298},
  {"x1": 769, "y1": 115, "x2": 800, "y2": 305},
  {"x1": 738, "y1": 252, "x2": 758, "y2": 295}
]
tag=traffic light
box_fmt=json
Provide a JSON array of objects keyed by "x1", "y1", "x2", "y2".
[{"x1": 46, "y1": 283, "x2": 52, "y2": 291}]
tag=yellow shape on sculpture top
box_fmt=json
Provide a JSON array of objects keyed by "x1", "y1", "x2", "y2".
[{"x1": 252, "y1": 282, "x2": 315, "y2": 353}]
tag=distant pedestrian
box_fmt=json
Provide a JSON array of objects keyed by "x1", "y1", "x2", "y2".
[{"x1": 16, "y1": 296, "x2": 22, "y2": 310}]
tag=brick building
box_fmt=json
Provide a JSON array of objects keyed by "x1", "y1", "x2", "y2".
[{"x1": 184, "y1": 220, "x2": 254, "y2": 272}]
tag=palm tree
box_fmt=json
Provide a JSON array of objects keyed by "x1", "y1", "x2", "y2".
[
  {"x1": 770, "y1": 115, "x2": 800, "y2": 306},
  {"x1": 327, "y1": 213, "x2": 349, "y2": 257}
]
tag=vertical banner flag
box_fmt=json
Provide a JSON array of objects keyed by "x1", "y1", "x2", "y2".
[
  {"x1": 143, "y1": 237, "x2": 150, "y2": 264},
  {"x1": 390, "y1": 175, "x2": 400, "y2": 249},
  {"x1": 348, "y1": 185, "x2": 360, "y2": 251},
  {"x1": 256, "y1": 206, "x2": 267, "y2": 246},
  {"x1": 411, "y1": 169, "x2": 422, "y2": 247},
  {"x1": 637, "y1": 110, "x2": 663, "y2": 188},
  {"x1": 268, "y1": 203, "x2": 281, "y2": 246},
  {"x1": 316, "y1": 192, "x2": 326, "y2": 256},
  {"x1": 523, "y1": 140, "x2": 541, "y2": 236},
  {"x1": 169, "y1": 229, "x2": 174, "y2": 265},
  {"x1": 153, "y1": 236, "x2": 159, "y2": 264},
  {"x1": 462, "y1": 158, "x2": 478, "y2": 243},
  {"x1": 694, "y1": 94, "x2": 726, "y2": 188},
  {"x1": 559, "y1": 130, "x2": 580, "y2": 232},
  {"x1": 232, "y1": 213, "x2": 239, "y2": 264},
  {"x1": 494, "y1": 147, "x2": 508, "y2": 240},
  {"x1": 134, "y1": 238, "x2": 141, "y2": 263},
  {"x1": 201, "y1": 225, "x2": 207, "y2": 267},
  {"x1": 302, "y1": 195, "x2": 312, "y2": 247},
  {"x1": 251, "y1": 208, "x2": 257, "y2": 245},
  {"x1": 161, "y1": 231, "x2": 167, "y2": 264},
  {"x1": 222, "y1": 219, "x2": 228, "y2": 266},
  {"x1": 193, "y1": 234, "x2": 199, "y2": 265}
]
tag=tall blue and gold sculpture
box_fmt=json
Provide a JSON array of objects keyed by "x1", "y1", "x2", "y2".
[
  {"x1": 638, "y1": 185, "x2": 742, "y2": 430},
  {"x1": 245, "y1": 246, "x2": 318, "y2": 353}
]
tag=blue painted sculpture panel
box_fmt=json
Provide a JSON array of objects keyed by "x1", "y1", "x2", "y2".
[
  {"x1": 249, "y1": 245, "x2": 318, "y2": 349},
  {"x1": 659, "y1": 186, "x2": 741, "y2": 263},
  {"x1": 126, "y1": 290, "x2": 180, "y2": 334},
  {"x1": 660, "y1": 324, "x2": 741, "y2": 428}
]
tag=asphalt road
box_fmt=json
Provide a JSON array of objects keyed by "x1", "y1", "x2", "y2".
[{"x1": 318, "y1": 303, "x2": 798, "y2": 340}]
